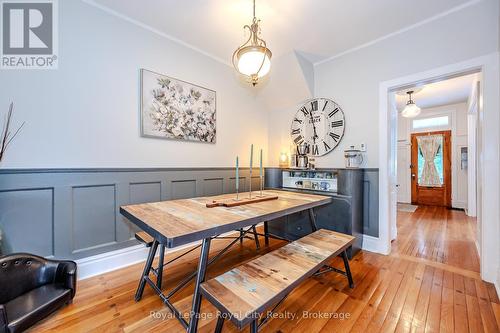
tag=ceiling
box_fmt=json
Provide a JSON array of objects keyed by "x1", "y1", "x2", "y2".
[
  {"x1": 395, "y1": 73, "x2": 477, "y2": 111},
  {"x1": 89, "y1": 0, "x2": 474, "y2": 64}
]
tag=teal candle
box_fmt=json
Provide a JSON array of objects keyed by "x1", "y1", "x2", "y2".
[
  {"x1": 260, "y1": 149, "x2": 263, "y2": 177},
  {"x1": 250, "y1": 144, "x2": 253, "y2": 171},
  {"x1": 235, "y1": 156, "x2": 239, "y2": 191}
]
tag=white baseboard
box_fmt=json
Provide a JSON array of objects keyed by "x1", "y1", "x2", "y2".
[
  {"x1": 77, "y1": 230, "x2": 388, "y2": 280},
  {"x1": 452, "y1": 200, "x2": 467, "y2": 209},
  {"x1": 75, "y1": 228, "x2": 253, "y2": 280},
  {"x1": 362, "y1": 234, "x2": 386, "y2": 254},
  {"x1": 76, "y1": 242, "x2": 197, "y2": 280}
]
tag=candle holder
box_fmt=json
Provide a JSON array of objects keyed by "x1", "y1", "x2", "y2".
[
  {"x1": 235, "y1": 187, "x2": 240, "y2": 201},
  {"x1": 248, "y1": 173, "x2": 252, "y2": 199},
  {"x1": 257, "y1": 175, "x2": 264, "y2": 197}
]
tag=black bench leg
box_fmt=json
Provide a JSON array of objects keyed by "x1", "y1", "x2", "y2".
[
  {"x1": 341, "y1": 250, "x2": 354, "y2": 288},
  {"x1": 156, "y1": 244, "x2": 165, "y2": 289},
  {"x1": 250, "y1": 319, "x2": 258, "y2": 333},
  {"x1": 239, "y1": 228, "x2": 244, "y2": 244},
  {"x1": 264, "y1": 221, "x2": 269, "y2": 246},
  {"x1": 135, "y1": 239, "x2": 158, "y2": 301},
  {"x1": 252, "y1": 225, "x2": 260, "y2": 250},
  {"x1": 214, "y1": 314, "x2": 225, "y2": 333}
]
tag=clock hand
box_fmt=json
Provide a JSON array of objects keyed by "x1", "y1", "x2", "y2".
[{"x1": 309, "y1": 110, "x2": 318, "y2": 143}]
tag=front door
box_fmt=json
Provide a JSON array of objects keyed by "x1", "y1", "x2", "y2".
[{"x1": 411, "y1": 130, "x2": 451, "y2": 207}]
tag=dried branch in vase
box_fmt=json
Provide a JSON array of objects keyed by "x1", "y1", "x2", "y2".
[{"x1": 0, "y1": 102, "x2": 25, "y2": 163}]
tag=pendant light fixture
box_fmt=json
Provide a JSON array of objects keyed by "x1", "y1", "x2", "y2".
[
  {"x1": 401, "y1": 90, "x2": 421, "y2": 118},
  {"x1": 232, "y1": 0, "x2": 272, "y2": 86}
]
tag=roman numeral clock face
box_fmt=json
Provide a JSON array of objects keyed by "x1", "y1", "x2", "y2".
[{"x1": 291, "y1": 98, "x2": 345, "y2": 156}]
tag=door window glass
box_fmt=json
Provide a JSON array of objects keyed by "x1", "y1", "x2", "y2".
[{"x1": 417, "y1": 135, "x2": 443, "y2": 186}]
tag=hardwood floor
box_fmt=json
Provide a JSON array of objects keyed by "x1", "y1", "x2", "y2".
[{"x1": 29, "y1": 206, "x2": 500, "y2": 332}]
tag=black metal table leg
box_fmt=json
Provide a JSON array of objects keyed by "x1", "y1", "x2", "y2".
[
  {"x1": 250, "y1": 319, "x2": 258, "y2": 333},
  {"x1": 157, "y1": 244, "x2": 165, "y2": 289},
  {"x1": 308, "y1": 208, "x2": 318, "y2": 232},
  {"x1": 252, "y1": 225, "x2": 260, "y2": 249},
  {"x1": 239, "y1": 228, "x2": 244, "y2": 244},
  {"x1": 214, "y1": 314, "x2": 225, "y2": 333},
  {"x1": 135, "y1": 239, "x2": 158, "y2": 301},
  {"x1": 263, "y1": 221, "x2": 269, "y2": 246},
  {"x1": 341, "y1": 250, "x2": 354, "y2": 288},
  {"x1": 187, "y1": 238, "x2": 212, "y2": 333}
]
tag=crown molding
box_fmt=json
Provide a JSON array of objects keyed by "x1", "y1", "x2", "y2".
[{"x1": 314, "y1": 0, "x2": 483, "y2": 66}]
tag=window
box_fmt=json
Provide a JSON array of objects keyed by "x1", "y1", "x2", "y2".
[
  {"x1": 412, "y1": 116, "x2": 449, "y2": 130},
  {"x1": 417, "y1": 135, "x2": 444, "y2": 186}
]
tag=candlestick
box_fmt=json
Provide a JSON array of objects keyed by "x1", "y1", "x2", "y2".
[
  {"x1": 260, "y1": 149, "x2": 263, "y2": 176},
  {"x1": 235, "y1": 156, "x2": 239, "y2": 200},
  {"x1": 249, "y1": 144, "x2": 253, "y2": 199},
  {"x1": 259, "y1": 149, "x2": 263, "y2": 197}
]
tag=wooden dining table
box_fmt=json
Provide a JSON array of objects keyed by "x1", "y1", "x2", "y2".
[{"x1": 120, "y1": 189, "x2": 331, "y2": 333}]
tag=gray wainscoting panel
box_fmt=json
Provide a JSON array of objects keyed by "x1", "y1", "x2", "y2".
[
  {"x1": 227, "y1": 177, "x2": 246, "y2": 193},
  {"x1": 0, "y1": 188, "x2": 54, "y2": 257},
  {"x1": 0, "y1": 168, "x2": 379, "y2": 260},
  {"x1": 0, "y1": 168, "x2": 259, "y2": 260},
  {"x1": 203, "y1": 178, "x2": 224, "y2": 196},
  {"x1": 128, "y1": 182, "x2": 162, "y2": 236},
  {"x1": 251, "y1": 176, "x2": 261, "y2": 191},
  {"x1": 72, "y1": 185, "x2": 117, "y2": 254},
  {"x1": 171, "y1": 180, "x2": 197, "y2": 199},
  {"x1": 130, "y1": 182, "x2": 162, "y2": 204},
  {"x1": 363, "y1": 169, "x2": 379, "y2": 237}
]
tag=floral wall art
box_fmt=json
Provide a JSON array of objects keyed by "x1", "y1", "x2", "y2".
[{"x1": 141, "y1": 69, "x2": 216, "y2": 143}]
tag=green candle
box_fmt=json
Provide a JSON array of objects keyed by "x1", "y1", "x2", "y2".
[{"x1": 250, "y1": 144, "x2": 253, "y2": 170}]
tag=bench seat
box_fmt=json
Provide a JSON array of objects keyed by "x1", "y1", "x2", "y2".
[
  {"x1": 200, "y1": 229, "x2": 355, "y2": 331},
  {"x1": 135, "y1": 231, "x2": 155, "y2": 247}
]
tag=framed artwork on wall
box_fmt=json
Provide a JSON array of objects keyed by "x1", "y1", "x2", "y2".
[{"x1": 140, "y1": 69, "x2": 216, "y2": 143}]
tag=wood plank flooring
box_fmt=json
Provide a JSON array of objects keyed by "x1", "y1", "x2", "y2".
[{"x1": 29, "y1": 206, "x2": 499, "y2": 332}]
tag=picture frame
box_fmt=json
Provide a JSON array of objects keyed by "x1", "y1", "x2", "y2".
[{"x1": 140, "y1": 69, "x2": 217, "y2": 144}]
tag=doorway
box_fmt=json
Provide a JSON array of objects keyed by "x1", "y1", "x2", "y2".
[
  {"x1": 410, "y1": 130, "x2": 451, "y2": 207},
  {"x1": 379, "y1": 54, "x2": 500, "y2": 283}
]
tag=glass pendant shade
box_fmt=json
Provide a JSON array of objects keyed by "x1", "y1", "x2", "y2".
[
  {"x1": 236, "y1": 46, "x2": 271, "y2": 78},
  {"x1": 232, "y1": 0, "x2": 271, "y2": 85},
  {"x1": 402, "y1": 101, "x2": 421, "y2": 118}
]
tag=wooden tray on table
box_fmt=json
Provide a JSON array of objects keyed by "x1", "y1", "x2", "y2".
[{"x1": 206, "y1": 195, "x2": 278, "y2": 208}]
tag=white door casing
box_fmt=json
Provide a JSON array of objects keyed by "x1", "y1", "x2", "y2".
[{"x1": 378, "y1": 53, "x2": 499, "y2": 285}]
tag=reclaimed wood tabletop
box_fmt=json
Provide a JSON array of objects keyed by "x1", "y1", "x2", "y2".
[{"x1": 120, "y1": 189, "x2": 331, "y2": 248}]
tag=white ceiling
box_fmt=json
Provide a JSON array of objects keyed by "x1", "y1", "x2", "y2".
[
  {"x1": 89, "y1": 0, "x2": 474, "y2": 64},
  {"x1": 395, "y1": 73, "x2": 477, "y2": 110}
]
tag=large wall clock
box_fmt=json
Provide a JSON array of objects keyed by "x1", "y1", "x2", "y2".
[{"x1": 290, "y1": 98, "x2": 346, "y2": 156}]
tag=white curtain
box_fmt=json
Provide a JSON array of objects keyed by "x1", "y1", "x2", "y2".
[{"x1": 417, "y1": 135, "x2": 442, "y2": 187}]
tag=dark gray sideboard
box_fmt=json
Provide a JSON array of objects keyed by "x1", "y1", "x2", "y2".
[{"x1": 264, "y1": 168, "x2": 379, "y2": 258}]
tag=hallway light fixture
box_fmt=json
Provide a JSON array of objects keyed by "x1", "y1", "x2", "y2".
[
  {"x1": 401, "y1": 90, "x2": 421, "y2": 118},
  {"x1": 232, "y1": 0, "x2": 272, "y2": 86}
]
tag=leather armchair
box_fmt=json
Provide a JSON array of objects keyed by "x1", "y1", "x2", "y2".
[{"x1": 0, "y1": 253, "x2": 77, "y2": 333}]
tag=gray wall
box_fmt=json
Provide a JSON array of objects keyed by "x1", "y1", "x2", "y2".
[{"x1": 0, "y1": 168, "x2": 261, "y2": 260}]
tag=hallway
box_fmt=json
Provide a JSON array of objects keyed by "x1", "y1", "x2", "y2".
[{"x1": 393, "y1": 206, "x2": 480, "y2": 274}]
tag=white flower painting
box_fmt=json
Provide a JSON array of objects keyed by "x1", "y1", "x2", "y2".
[{"x1": 141, "y1": 69, "x2": 216, "y2": 143}]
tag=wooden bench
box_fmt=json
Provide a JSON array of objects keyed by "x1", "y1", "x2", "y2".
[
  {"x1": 135, "y1": 231, "x2": 154, "y2": 247},
  {"x1": 200, "y1": 229, "x2": 355, "y2": 333}
]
